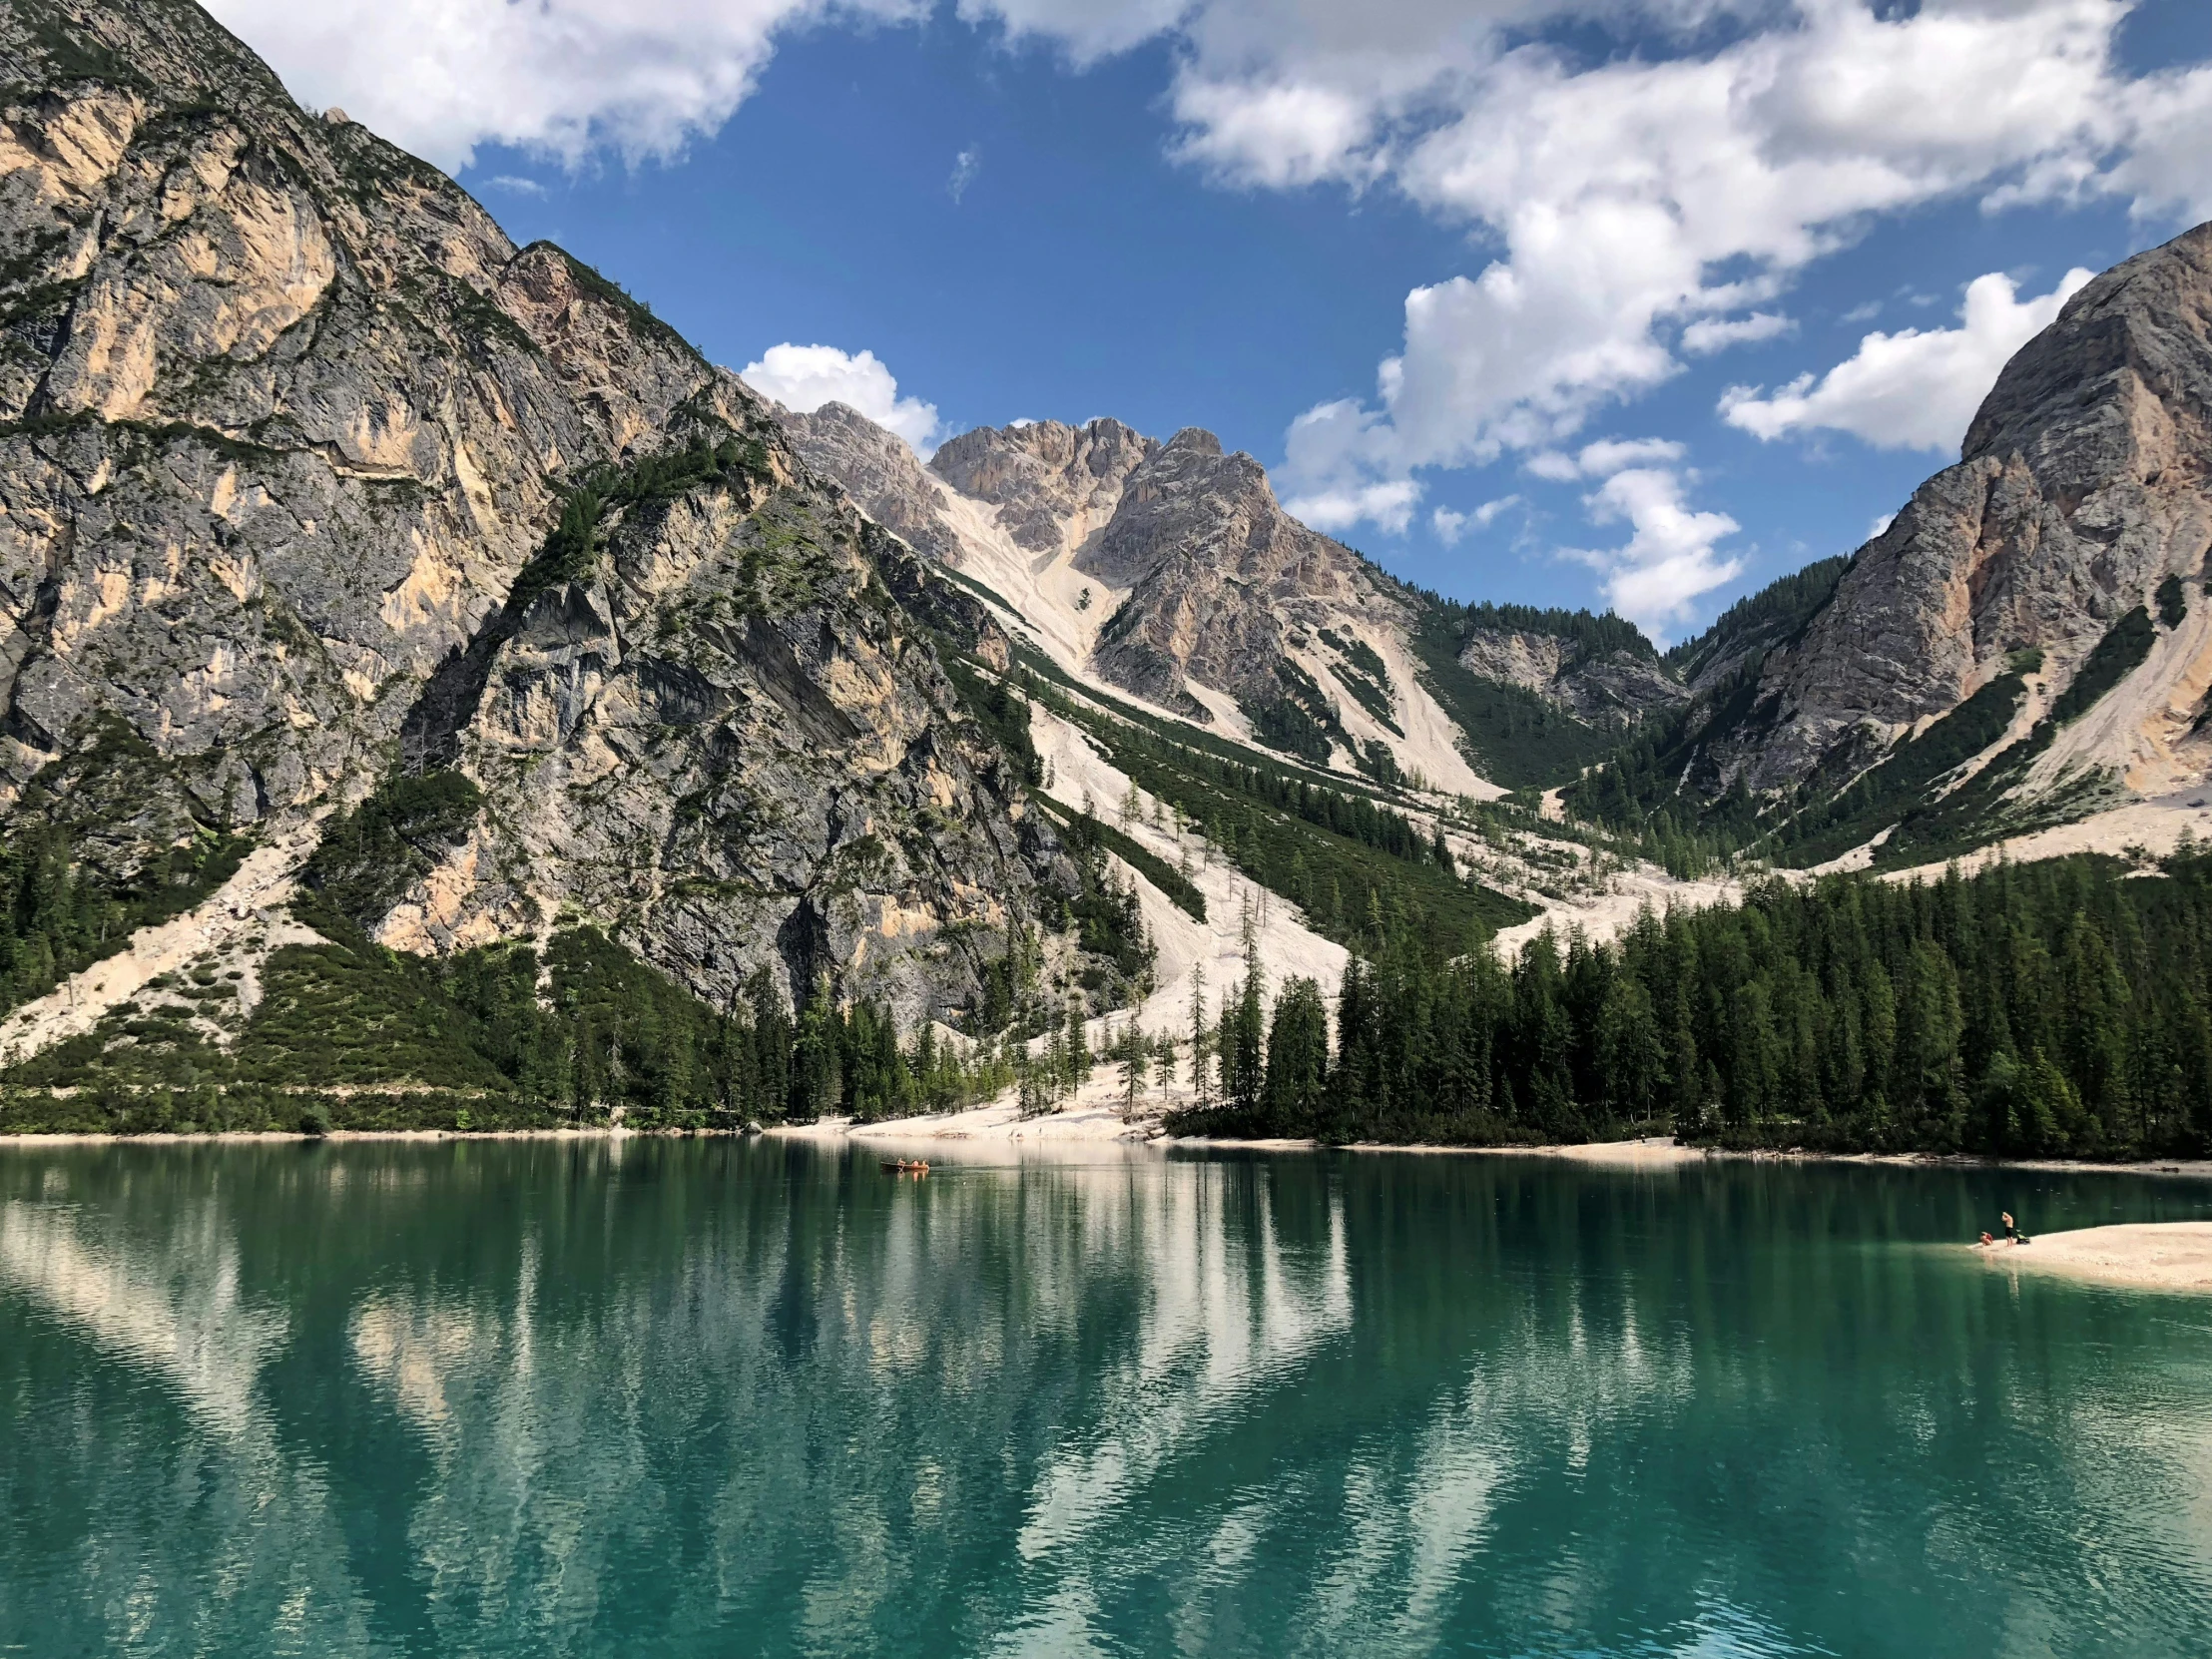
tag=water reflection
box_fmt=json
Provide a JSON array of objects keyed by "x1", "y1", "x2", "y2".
[{"x1": 0, "y1": 1141, "x2": 2208, "y2": 1657}]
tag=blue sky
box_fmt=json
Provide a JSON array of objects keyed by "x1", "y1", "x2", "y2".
[{"x1": 209, "y1": 0, "x2": 2212, "y2": 642}]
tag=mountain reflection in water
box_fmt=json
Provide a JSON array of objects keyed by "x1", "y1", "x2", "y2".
[{"x1": 2, "y1": 1138, "x2": 2210, "y2": 1658}]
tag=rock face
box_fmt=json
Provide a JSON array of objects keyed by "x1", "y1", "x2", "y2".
[
  {"x1": 1078, "y1": 426, "x2": 1393, "y2": 719},
  {"x1": 930, "y1": 417, "x2": 1155, "y2": 554},
  {"x1": 0, "y1": 0, "x2": 1070, "y2": 1019},
  {"x1": 1456, "y1": 630, "x2": 1685, "y2": 726},
  {"x1": 403, "y1": 457, "x2": 1065, "y2": 1016},
  {"x1": 778, "y1": 402, "x2": 1484, "y2": 784},
  {"x1": 785, "y1": 407, "x2": 1407, "y2": 728},
  {"x1": 775, "y1": 399, "x2": 960, "y2": 566},
  {"x1": 1725, "y1": 223, "x2": 2212, "y2": 795}
]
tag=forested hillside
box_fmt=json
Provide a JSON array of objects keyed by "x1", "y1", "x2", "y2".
[{"x1": 1176, "y1": 848, "x2": 2212, "y2": 1160}]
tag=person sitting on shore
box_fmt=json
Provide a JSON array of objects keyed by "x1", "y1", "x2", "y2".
[{"x1": 1977, "y1": 1231, "x2": 1995, "y2": 1248}]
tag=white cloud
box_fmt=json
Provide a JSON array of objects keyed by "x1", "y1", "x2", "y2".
[
  {"x1": 203, "y1": 0, "x2": 923, "y2": 170},
  {"x1": 948, "y1": 147, "x2": 982, "y2": 203},
  {"x1": 1564, "y1": 465, "x2": 1743, "y2": 641},
  {"x1": 1524, "y1": 437, "x2": 1683, "y2": 480},
  {"x1": 1283, "y1": 477, "x2": 1421, "y2": 537},
  {"x1": 741, "y1": 343, "x2": 944, "y2": 455},
  {"x1": 1276, "y1": 396, "x2": 1415, "y2": 533},
  {"x1": 1574, "y1": 437, "x2": 1684, "y2": 477},
  {"x1": 1431, "y1": 494, "x2": 1519, "y2": 544},
  {"x1": 2091, "y1": 62, "x2": 2212, "y2": 224},
  {"x1": 956, "y1": 0, "x2": 1195, "y2": 66},
  {"x1": 1681, "y1": 310, "x2": 1791, "y2": 355},
  {"x1": 1282, "y1": 1, "x2": 2132, "y2": 488},
  {"x1": 1719, "y1": 268, "x2": 2093, "y2": 451},
  {"x1": 954, "y1": 0, "x2": 2197, "y2": 520},
  {"x1": 483, "y1": 175, "x2": 548, "y2": 198}
]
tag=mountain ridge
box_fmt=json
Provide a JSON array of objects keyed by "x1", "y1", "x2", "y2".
[
  {"x1": 0, "y1": 0, "x2": 1083, "y2": 1041},
  {"x1": 8, "y1": 0, "x2": 2212, "y2": 1152}
]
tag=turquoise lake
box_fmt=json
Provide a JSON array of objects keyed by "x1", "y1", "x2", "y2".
[{"x1": 3, "y1": 1139, "x2": 2211, "y2": 1657}]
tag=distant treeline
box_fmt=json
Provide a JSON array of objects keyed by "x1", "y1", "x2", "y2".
[
  {"x1": 1662, "y1": 554, "x2": 1850, "y2": 678},
  {"x1": 1427, "y1": 597, "x2": 1656, "y2": 663},
  {"x1": 1177, "y1": 849, "x2": 2212, "y2": 1160},
  {"x1": 3, "y1": 911, "x2": 1017, "y2": 1135}
]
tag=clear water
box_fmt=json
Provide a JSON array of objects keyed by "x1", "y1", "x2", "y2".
[{"x1": 3, "y1": 1139, "x2": 2210, "y2": 1658}]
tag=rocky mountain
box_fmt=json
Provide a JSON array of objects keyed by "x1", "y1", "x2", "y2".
[
  {"x1": 1451, "y1": 618, "x2": 1685, "y2": 728},
  {"x1": 17, "y1": 0, "x2": 2210, "y2": 1134},
  {"x1": 765, "y1": 405, "x2": 1505, "y2": 792},
  {"x1": 776, "y1": 398, "x2": 961, "y2": 566},
  {"x1": 930, "y1": 417, "x2": 1156, "y2": 555},
  {"x1": 0, "y1": 0, "x2": 1072, "y2": 1027},
  {"x1": 1683, "y1": 223, "x2": 2212, "y2": 827}
]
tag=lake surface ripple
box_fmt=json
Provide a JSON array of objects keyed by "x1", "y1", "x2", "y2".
[{"x1": 2, "y1": 1139, "x2": 2209, "y2": 1657}]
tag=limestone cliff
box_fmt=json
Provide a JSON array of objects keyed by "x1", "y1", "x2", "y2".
[
  {"x1": 1455, "y1": 630, "x2": 1684, "y2": 727},
  {"x1": 0, "y1": 0, "x2": 1072, "y2": 1023},
  {"x1": 1717, "y1": 223, "x2": 2212, "y2": 803}
]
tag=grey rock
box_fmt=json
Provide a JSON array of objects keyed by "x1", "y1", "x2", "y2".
[
  {"x1": 0, "y1": 0, "x2": 1075, "y2": 1021},
  {"x1": 930, "y1": 417, "x2": 1155, "y2": 553},
  {"x1": 1455, "y1": 630, "x2": 1685, "y2": 726},
  {"x1": 1079, "y1": 426, "x2": 1395, "y2": 719},
  {"x1": 1721, "y1": 221, "x2": 2212, "y2": 794},
  {"x1": 775, "y1": 399, "x2": 960, "y2": 566},
  {"x1": 405, "y1": 455, "x2": 1070, "y2": 1021}
]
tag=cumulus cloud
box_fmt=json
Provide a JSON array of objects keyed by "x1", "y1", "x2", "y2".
[
  {"x1": 741, "y1": 343, "x2": 944, "y2": 454},
  {"x1": 1499, "y1": 437, "x2": 1740, "y2": 634},
  {"x1": 1564, "y1": 464, "x2": 1743, "y2": 641},
  {"x1": 1432, "y1": 495, "x2": 1520, "y2": 544},
  {"x1": 203, "y1": 0, "x2": 923, "y2": 170},
  {"x1": 1719, "y1": 268, "x2": 2093, "y2": 451},
  {"x1": 1526, "y1": 437, "x2": 1682, "y2": 481},
  {"x1": 1283, "y1": 477, "x2": 1421, "y2": 537},
  {"x1": 2100, "y1": 63, "x2": 2212, "y2": 224},
  {"x1": 950, "y1": 0, "x2": 2201, "y2": 534},
  {"x1": 1681, "y1": 311, "x2": 1792, "y2": 355},
  {"x1": 1244, "y1": 0, "x2": 2141, "y2": 517}
]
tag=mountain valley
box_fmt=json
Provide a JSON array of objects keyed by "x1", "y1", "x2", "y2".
[{"x1": 4, "y1": 0, "x2": 2212, "y2": 1160}]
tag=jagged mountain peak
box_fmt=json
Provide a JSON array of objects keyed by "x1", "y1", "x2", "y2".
[
  {"x1": 1163, "y1": 426, "x2": 1224, "y2": 457},
  {"x1": 928, "y1": 416, "x2": 1158, "y2": 555},
  {"x1": 1720, "y1": 218, "x2": 2212, "y2": 810}
]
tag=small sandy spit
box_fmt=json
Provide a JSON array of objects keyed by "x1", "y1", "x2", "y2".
[{"x1": 1972, "y1": 1222, "x2": 2212, "y2": 1293}]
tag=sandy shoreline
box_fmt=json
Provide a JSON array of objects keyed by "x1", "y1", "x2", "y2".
[{"x1": 1970, "y1": 1222, "x2": 2212, "y2": 1292}]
